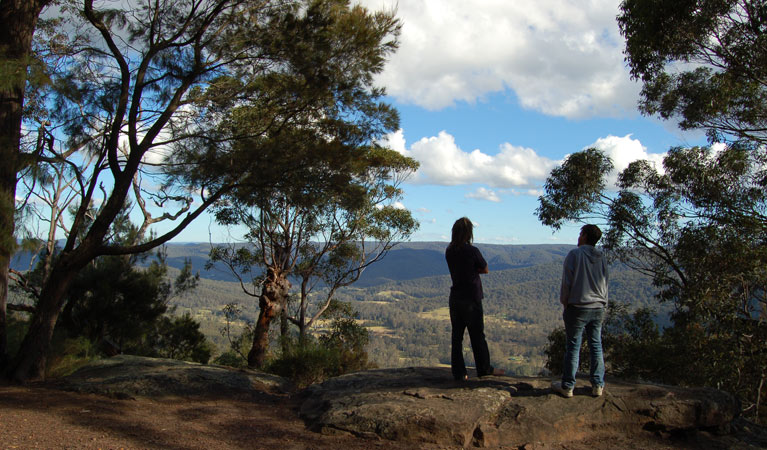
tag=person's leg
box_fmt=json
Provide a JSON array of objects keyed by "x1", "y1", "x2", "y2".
[
  {"x1": 585, "y1": 307, "x2": 606, "y2": 389},
  {"x1": 449, "y1": 299, "x2": 469, "y2": 380},
  {"x1": 465, "y1": 301, "x2": 492, "y2": 376},
  {"x1": 561, "y1": 306, "x2": 587, "y2": 390}
]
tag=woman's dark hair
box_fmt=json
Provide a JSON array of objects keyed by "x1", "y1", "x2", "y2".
[{"x1": 449, "y1": 217, "x2": 474, "y2": 248}]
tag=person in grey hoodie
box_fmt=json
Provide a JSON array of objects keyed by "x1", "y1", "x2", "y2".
[{"x1": 551, "y1": 224, "x2": 608, "y2": 398}]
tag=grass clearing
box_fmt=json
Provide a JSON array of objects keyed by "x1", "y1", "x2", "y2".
[{"x1": 417, "y1": 307, "x2": 450, "y2": 321}]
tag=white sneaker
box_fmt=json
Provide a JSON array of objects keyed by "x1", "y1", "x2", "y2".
[
  {"x1": 592, "y1": 385, "x2": 603, "y2": 397},
  {"x1": 551, "y1": 381, "x2": 573, "y2": 398}
]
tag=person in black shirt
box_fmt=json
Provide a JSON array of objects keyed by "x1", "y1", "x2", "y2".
[{"x1": 445, "y1": 217, "x2": 504, "y2": 380}]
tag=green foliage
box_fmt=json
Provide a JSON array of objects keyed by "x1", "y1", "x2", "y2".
[
  {"x1": 319, "y1": 317, "x2": 370, "y2": 370},
  {"x1": 265, "y1": 336, "x2": 343, "y2": 388},
  {"x1": 543, "y1": 303, "x2": 661, "y2": 378},
  {"x1": 209, "y1": 143, "x2": 419, "y2": 367},
  {"x1": 618, "y1": 0, "x2": 767, "y2": 144},
  {"x1": 60, "y1": 254, "x2": 170, "y2": 352},
  {"x1": 7, "y1": 0, "x2": 408, "y2": 381},
  {"x1": 212, "y1": 302, "x2": 254, "y2": 368},
  {"x1": 602, "y1": 304, "x2": 664, "y2": 381},
  {"x1": 536, "y1": 148, "x2": 614, "y2": 230},
  {"x1": 537, "y1": 144, "x2": 767, "y2": 422},
  {"x1": 543, "y1": 327, "x2": 573, "y2": 376},
  {"x1": 130, "y1": 313, "x2": 213, "y2": 364},
  {"x1": 266, "y1": 301, "x2": 371, "y2": 387},
  {"x1": 47, "y1": 243, "x2": 211, "y2": 364},
  {"x1": 46, "y1": 335, "x2": 99, "y2": 379},
  {"x1": 213, "y1": 349, "x2": 249, "y2": 368},
  {"x1": 6, "y1": 312, "x2": 30, "y2": 360}
]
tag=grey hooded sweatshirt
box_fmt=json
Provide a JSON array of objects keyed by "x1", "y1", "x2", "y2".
[{"x1": 560, "y1": 245, "x2": 608, "y2": 308}]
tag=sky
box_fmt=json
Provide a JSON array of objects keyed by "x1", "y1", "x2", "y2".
[{"x1": 171, "y1": 0, "x2": 707, "y2": 245}]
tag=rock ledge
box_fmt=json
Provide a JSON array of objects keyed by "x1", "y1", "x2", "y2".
[
  {"x1": 59, "y1": 354, "x2": 291, "y2": 398},
  {"x1": 299, "y1": 366, "x2": 746, "y2": 448}
]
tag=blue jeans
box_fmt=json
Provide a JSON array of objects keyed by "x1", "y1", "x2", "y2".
[{"x1": 561, "y1": 306, "x2": 605, "y2": 390}]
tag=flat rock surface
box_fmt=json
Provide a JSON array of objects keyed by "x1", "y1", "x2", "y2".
[
  {"x1": 4, "y1": 356, "x2": 765, "y2": 449},
  {"x1": 57, "y1": 354, "x2": 292, "y2": 398},
  {"x1": 300, "y1": 366, "x2": 765, "y2": 449}
]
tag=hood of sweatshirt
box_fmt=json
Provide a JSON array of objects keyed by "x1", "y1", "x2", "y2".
[{"x1": 580, "y1": 245, "x2": 603, "y2": 263}]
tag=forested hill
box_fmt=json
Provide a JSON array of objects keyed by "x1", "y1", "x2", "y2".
[
  {"x1": 169, "y1": 241, "x2": 572, "y2": 284},
  {"x1": 12, "y1": 241, "x2": 575, "y2": 287},
  {"x1": 11, "y1": 241, "x2": 657, "y2": 315},
  {"x1": 337, "y1": 242, "x2": 573, "y2": 286},
  {"x1": 140, "y1": 241, "x2": 577, "y2": 286},
  {"x1": 10, "y1": 241, "x2": 663, "y2": 375},
  {"x1": 340, "y1": 256, "x2": 662, "y2": 325}
]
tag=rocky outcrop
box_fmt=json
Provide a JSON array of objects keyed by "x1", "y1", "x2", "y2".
[
  {"x1": 58, "y1": 357, "x2": 764, "y2": 448},
  {"x1": 299, "y1": 367, "x2": 745, "y2": 448},
  {"x1": 59, "y1": 355, "x2": 291, "y2": 398}
]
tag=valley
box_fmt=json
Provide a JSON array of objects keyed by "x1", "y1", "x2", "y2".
[{"x1": 162, "y1": 242, "x2": 664, "y2": 376}]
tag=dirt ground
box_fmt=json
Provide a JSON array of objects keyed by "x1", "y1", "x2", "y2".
[
  {"x1": 0, "y1": 382, "x2": 418, "y2": 450},
  {"x1": 1, "y1": 381, "x2": 764, "y2": 450}
]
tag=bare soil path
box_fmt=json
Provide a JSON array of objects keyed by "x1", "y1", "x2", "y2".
[{"x1": 0, "y1": 382, "x2": 415, "y2": 450}]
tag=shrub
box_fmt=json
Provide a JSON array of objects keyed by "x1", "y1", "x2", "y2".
[
  {"x1": 266, "y1": 314, "x2": 373, "y2": 388},
  {"x1": 265, "y1": 337, "x2": 340, "y2": 388},
  {"x1": 46, "y1": 335, "x2": 99, "y2": 378}
]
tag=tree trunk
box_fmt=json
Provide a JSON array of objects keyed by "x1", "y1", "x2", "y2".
[
  {"x1": 248, "y1": 268, "x2": 290, "y2": 368},
  {"x1": 8, "y1": 265, "x2": 77, "y2": 381},
  {"x1": 298, "y1": 278, "x2": 308, "y2": 340},
  {"x1": 279, "y1": 303, "x2": 289, "y2": 353},
  {"x1": 0, "y1": 0, "x2": 51, "y2": 370}
]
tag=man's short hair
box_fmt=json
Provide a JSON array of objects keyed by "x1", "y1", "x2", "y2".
[{"x1": 581, "y1": 224, "x2": 602, "y2": 246}]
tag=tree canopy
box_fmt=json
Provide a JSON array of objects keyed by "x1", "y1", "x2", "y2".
[
  {"x1": 537, "y1": 144, "x2": 767, "y2": 422},
  {"x1": 3, "y1": 0, "x2": 403, "y2": 381},
  {"x1": 618, "y1": 0, "x2": 767, "y2": 144},
  {"x1": 210, "y1": 145, "x2": 418, "y2": 367}
]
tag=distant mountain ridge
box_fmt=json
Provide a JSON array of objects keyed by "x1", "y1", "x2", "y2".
[{"x1": 11, "y1": 241, "x2": 576, "y2": 287}]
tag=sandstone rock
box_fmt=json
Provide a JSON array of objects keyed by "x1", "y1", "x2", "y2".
[
  {"x1": 56, "y1": 357, "x2": 763, "y2": 448},
  {"x1": 59, "y1": 355, "x2": 291, "y2": 398},
  {"x1": 299, "y1": 367, "x2": 742, "y2": 448}
]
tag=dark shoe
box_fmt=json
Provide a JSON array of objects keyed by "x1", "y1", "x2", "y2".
[
  {"x1": 479, "y1": 367, "x2": 505, "y2": 377},
  {"x1": 454, "y1": 374, "x2": 469, "y2": 382}
]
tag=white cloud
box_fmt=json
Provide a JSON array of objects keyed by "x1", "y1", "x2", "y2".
[
  {"x1": 386, "y1": 130, "x2": 670, "y2": 196},
  {"x1": 376, "y1": 200, "x2": 406, "y2": 210},
  {"x1": 383, "y1": 129, "x2": 559, "y2": 188},
  {"x1": 588, "y1": 134, "x2": 665, "y2": 171},
  {"x1": 487, "y1": 235, "x2": 519, "y2": 244},
  {"x1": 585, "y1": 134, "x2": 666, "y2": 186},
  {"x1": 466, "y1": 187, "x2": 501, "y2": 202},
  {"x1": 356, "y1": 0, "x2": 639, "y2": 118}
]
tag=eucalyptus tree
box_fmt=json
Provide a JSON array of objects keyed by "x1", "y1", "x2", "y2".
[
  {"x1": 210, "y1": 146, "x2": 418, "y2": 368},
  {"x1": 0, "y1": 0, "x2": 55, "y2": 369},
  {"x1": 4, "y1": 0, "x2": 401, "y2": 381},
  {"x1": 537, "y1": 144, "x2": 767, "y2": 421},
  {"x1": 618, "y1": 0, "x2": 767, "y2": 145}
]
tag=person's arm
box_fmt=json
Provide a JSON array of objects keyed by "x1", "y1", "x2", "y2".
[
  {"x1": 473, "y1": 246, "x2": 489, "y2": 274},
  {"x1": 560, "y1": 251, "x2": 575, "y2": 307}
]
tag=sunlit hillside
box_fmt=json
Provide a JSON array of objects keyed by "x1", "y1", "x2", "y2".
[{"x1": 156, "y1": 242, "x2": 662, "y2": 376}]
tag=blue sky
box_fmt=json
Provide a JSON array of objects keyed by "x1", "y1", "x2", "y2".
[{"x1": 169, "y1": 0, "x2": 707, "y2": 245}]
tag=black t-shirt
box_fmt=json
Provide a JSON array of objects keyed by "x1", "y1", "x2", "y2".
[{"x1": 445, "y1": 243, "x2": 487, "y2": 303}]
